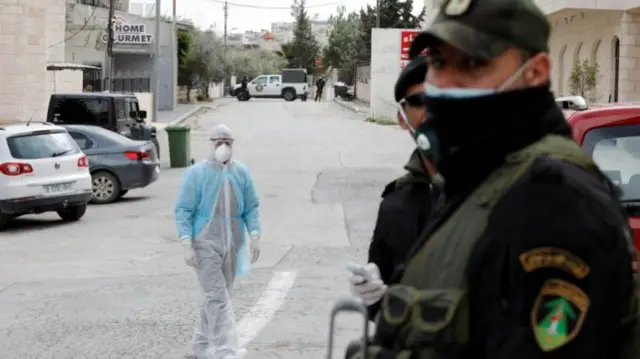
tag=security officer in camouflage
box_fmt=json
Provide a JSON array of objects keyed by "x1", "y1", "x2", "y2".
[{"x1": 344, "y1": 0, "x2": 640, "y2": 358}]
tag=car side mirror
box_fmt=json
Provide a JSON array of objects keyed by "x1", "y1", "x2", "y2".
[{"x1": 138, "y1": 110, "x2": 147, "y2": 119}]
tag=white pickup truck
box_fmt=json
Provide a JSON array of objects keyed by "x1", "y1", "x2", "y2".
[{"x1": 233, "y1": 69, "x2": 308, "y2": 101}]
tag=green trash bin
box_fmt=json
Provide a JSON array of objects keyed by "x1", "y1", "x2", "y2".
[{"x1": 165, "y1": 124, "x2": 191, "y2": 168}]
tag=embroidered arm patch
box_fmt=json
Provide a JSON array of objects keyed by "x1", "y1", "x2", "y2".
[
  {"x1": 519, "y1": 247, "x2": 590, "y2": 279},
  {"x1": 531, "y1": 279, "x2": 590, "y2": 351}
]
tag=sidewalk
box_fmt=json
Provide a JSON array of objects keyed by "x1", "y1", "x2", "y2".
[
  {"x1": 332, "y1": 98, "x2": 370, "y2": 115},
  {"x1": 155, "y1": 104, "x2": 205, "y2": 124},
  {"x1": 153, "y1": 97, "x2": 233, "y2": 129}
]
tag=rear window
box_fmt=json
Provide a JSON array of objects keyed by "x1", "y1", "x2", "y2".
[
  {"x1": 89, "y1": 127, "x2": 135, "y2": 145},
  {"x1": 7, "y1": 131, "x2": 80, "y2": 159},
  {"x1": 583, "y1": 124, "x2": 640, "y2": 201},
  {"x1": 51, "y1": 97, "x2": 109, "y2": 126}
]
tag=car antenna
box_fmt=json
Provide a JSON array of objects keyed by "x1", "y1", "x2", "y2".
[{"x1": 25, "y1": 110, "x2": 38, "y2": 126}]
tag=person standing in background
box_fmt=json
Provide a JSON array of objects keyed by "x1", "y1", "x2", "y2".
[{"x1": 315, "y1": 77, "x2": 326, "y2": 101}]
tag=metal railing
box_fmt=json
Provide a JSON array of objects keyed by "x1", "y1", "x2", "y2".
[{"x1": 82, "y1": 78, "x2": 151, "y2": 93}]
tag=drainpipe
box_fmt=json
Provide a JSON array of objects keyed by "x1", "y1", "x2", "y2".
[{"x1": 152, "y1": 0, "x2": 161, "y2": 122}]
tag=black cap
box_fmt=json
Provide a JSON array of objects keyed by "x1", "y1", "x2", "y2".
[
  {"x1": 394, "y1": 56, "x2": 428, "y2": 102},
  {"x1": 408, "y1": 0, "x2": 550, "y2": 60}
]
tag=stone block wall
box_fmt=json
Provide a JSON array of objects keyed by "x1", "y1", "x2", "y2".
[
  {"x1": 46, "y1": 70, "x2": 82, "y2": 97},
  {"x1": 618, "y1": 11, "x2": 640, "y2": 102},
  {"x1": 0, "y1": 0, "x2": 66, "y2": 121}
]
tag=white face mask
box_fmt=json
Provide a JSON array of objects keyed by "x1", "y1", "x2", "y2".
[{"x1": 214, "y1": 144, "x2": 232, "y2": 163}]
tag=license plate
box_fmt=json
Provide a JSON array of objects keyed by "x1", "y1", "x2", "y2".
[{"x1": 43, "y1": 182, "x2": 73, "y2": 193}]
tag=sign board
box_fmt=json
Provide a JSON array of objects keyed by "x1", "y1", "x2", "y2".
[
  {"x1": 400, "y1": 30, "x2": 419, "y2": 70},
  {"x1": 101, "y1": 15, "x2": 153, "y2": 45},
  {"x1": 400, "y1": 30, "x2": 418, "y2": 61}
]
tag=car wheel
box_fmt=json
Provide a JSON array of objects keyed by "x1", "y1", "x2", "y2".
[
  {"x1": 118, "y1": 190, "x2": 129, "y2": 199},
  {"x1": 152, "y1": 137, "x2": 160, "y2": 159},
  {"x1": 0, "y1": 213, "x2": 10, "y2": 230},
  {"x1": 57, "y1": 204, "x2": 87, "y2": 222},
  {"x1": 91, "y1": 171, "x2": 121, "y2": 204},
  {"x1": 283, "y1": 89, "x2": 295, "y2": 101}
]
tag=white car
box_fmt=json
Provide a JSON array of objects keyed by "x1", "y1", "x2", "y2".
[{"x1": 0, "y1": 122, "x2": 93, "y2": 229}]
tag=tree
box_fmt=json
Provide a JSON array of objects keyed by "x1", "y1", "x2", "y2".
[
  {"x1": 177, "y1": 29, "x2": 194, "y2": 86},
  {"x1": 274, "y1": 42, "x2": 295, "y2": 67},
  {"x1": 228, "y1": 49, "x2": 285, "y2": 80},
  {"x1": 323, "y1": 6, "x2": 362, "y2": 82},
  {"x1": 290, "y1": 0, "x2": 320, "y2": 71},
  {"x1": 179, "y1": 30, "x2": 230, "y2": 101},
  {"x1": 197, "y1": 31, "x2": 227, "y2": 99},
  {"x1": 358, "y1": 0, "x2": 425, "y2": 62},
  {"x1": 569, "y1": 59, "x2": 599, "y2": 102},
  {"x1": 178, "y1": 30, "x2": 203, "y2": 101}
]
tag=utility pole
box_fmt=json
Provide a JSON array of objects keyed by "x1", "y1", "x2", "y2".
[
  {"x1": 106, "y1": 0, "x2": 115, "y2": 91},
  {"x1": 376, "y1": 0, "x2": 380, "y2": 27},
  {"x1": 152, "y1": 0, "x2": 161, "y2": 123},
  {"x1": 171, "y1": 0, "x2": 177, "y2": 108},
  {"x1": 223, "y1": 1, "x2": 228, "y2": 55}
]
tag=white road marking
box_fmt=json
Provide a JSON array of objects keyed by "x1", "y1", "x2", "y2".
[{"x1": 237, "y1": 271, "x2": 297, "y2": 347}]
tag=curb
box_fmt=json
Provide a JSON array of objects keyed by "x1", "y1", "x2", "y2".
[
  {"x1": 169, "y1": 105, "x2": 214, "y2": 125},
  {"x1": 333, "y1": 98, "x2": 368, "y2": 115},
  {"x1": 152, "y1": 104, "x2": 216, "y2": 131}
]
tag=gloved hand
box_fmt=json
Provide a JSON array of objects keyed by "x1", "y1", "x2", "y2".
[
  {"x1": 250, "y1": 231, "x2": 260, "y2": 264},
  {"x1": 181, "y1": 236, "x2": 197, "y2": 267},
  {"x1": 348, "y1": 263, "x2": 387, "y2": 306}
]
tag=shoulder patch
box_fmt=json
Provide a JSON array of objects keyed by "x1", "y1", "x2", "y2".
[
  {"x1": 532, "y1": 279, "x2": 590, "y2": 351},
  {"x1": 444, "y1": 0, "x2": 471, "y2": 16},
  {"x1": 519, "y1": 247, "x2": 590, "y2": 279}
]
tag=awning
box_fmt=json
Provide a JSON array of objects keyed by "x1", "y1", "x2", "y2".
[{"x1": 47, "y1": 63, "x2": 100, "y2": 71}]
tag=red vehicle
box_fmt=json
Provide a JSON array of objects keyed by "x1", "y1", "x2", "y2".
[{"x1": 563, "y1": 100, "x2": 640, "y2": 266}]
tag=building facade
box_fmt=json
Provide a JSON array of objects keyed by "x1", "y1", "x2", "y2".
[
  {"x1": 270, "y1": 20, "x2": 331, "y2": 49},
  {"x1": 64, "y1": 0, "x2": 176, "y2": 110},
  {"x1": 423, "y1": 0, "x2": 640, "y2": 103},
  {"x1": 128, "y1": 0, "x2": 155, "y2": 18},
  {"x1": 0, "y1": 0, "x2": 68, "y2": 121}
]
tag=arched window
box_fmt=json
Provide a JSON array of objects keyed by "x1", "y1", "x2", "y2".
[
  {"x1": 591, "y1": 39, "x2": 601, "y2": 65},
  {"x1": 574, "y1": 42, "x2": 583, "y2": 64},
  {"x1": 558, "y1": 45, "x2": 567, "y2": 95},
  {"x1": 612, "y1": 36, "x2": 620, "y2": 102}
]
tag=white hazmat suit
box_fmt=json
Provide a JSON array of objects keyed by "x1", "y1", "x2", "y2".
[{"x1": 175, "y1": 124, "x2": 261, "y2": 359}]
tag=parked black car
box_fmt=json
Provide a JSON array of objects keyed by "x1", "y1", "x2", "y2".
[
  {"x1": 46, "y1": 92, "x2": 161, "y2": 158},
  {"x1": 63, "y1": 125, "x2": 160, "y2": 204}
]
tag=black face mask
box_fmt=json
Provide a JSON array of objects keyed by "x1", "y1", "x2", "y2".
[{"x1": 420, "y1": 85, "x2": 572, "y2": 193}]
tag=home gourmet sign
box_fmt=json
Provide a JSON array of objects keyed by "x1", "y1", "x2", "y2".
[{"x1": 101, "y1": 16, "x2": 153, "y2": 45}]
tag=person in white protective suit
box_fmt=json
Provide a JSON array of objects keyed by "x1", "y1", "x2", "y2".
[{"x1": 175, "y1": 124, "x2": 261, "y2": 359}]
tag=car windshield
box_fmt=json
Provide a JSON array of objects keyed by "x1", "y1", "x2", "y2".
[
  {"x1": 583, "y1": 124, "x2": 640, "y2": 201},
  {"x1": 7, "y1": 130, "x2": 80, "y2": 159}
]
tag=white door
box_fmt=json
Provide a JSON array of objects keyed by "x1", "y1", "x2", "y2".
[
  {"x1": 266, "y1": 76, "x2": 281, "y2": 96},
  {"x1": 250, "y1": 76, "x2": 268, "y2": 96}
]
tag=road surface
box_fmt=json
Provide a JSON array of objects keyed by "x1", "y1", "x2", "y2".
[{"x1": 0, "y1": 99, "x2": 415, "y2": 358}]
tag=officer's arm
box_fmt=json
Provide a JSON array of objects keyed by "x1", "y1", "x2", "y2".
[
  {"x1": 474, "y1": 160, "x2": 634, "y2": 358},
  {"x1": 366, "y1": 197, "x2": 396, "y2": 321}
]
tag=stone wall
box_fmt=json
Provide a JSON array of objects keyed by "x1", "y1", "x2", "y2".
[
  {"x1": 355, "y1": 65, "x2": 371, "y2": 103},
  {"x1": 618, "y1": 11, "x2": 640, "y2": 102},
  {"x1": 0, "y1": 0, "x2": 65, "y2": 121},
  {"x1": 47, "y1": 69, "x2": 83, "y2": 97}
]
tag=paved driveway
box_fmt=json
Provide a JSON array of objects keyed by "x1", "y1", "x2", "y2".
[{"x1": 0, "y1": 99, "x2": 415, "y2": 358}]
